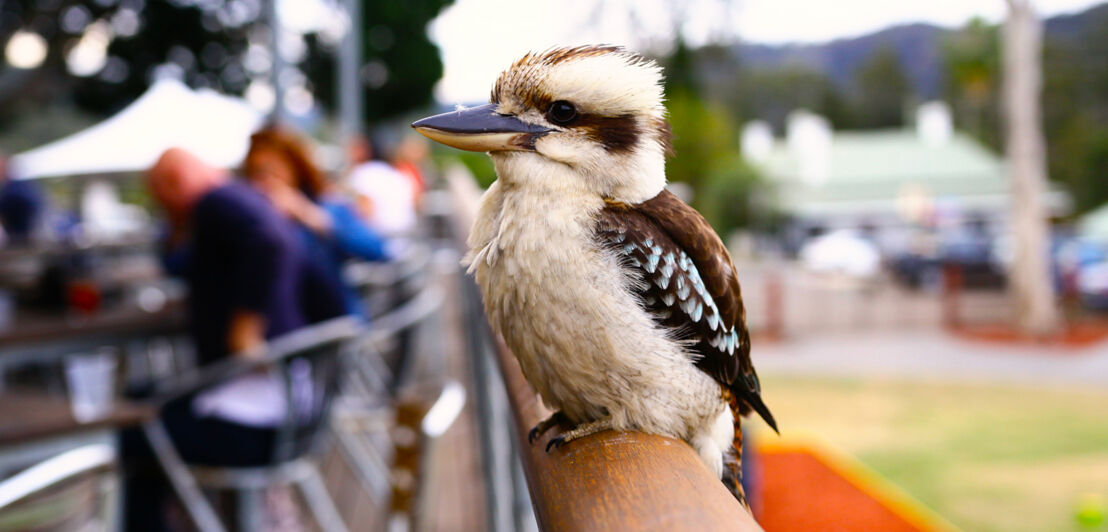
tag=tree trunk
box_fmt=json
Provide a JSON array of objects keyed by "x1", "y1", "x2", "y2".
[{"x1": 1003, "y1": 0, "x2": 1059, "y2": 336}]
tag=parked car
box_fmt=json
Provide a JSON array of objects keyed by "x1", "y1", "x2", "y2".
[
  {"x1": 799, "y1": 230, "x2": 881, "y2": 278},
  {"x1": 890, "y1": 226, "x2": 1004, "y2": 290},
  {"x1": 1077, "y1": 261, "x2": 1108, "y2": 310}
]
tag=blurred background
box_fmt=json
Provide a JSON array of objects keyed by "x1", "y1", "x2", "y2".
[{"x1": 1, "y1": 0, "x2": 1107, "y2": 531}]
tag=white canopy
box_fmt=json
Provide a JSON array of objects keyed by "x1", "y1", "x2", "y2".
[{"x1": 10, "y1": 79, "x2": 263, "y2": 180}]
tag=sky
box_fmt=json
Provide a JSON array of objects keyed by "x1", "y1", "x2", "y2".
[{"x1": 428, "y1": 0, "x2": 1105, "y2": 104}]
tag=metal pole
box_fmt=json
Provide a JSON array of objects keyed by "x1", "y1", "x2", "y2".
[
  {"x1": 461, "y1": 274, "x2": 515, "y2": 532},
  {"x1": 338, "y1": 0, "x2": 364, "y2": 141},
  {"x1": 266, "y1": 0, "x2": 287, "y2": 124}
]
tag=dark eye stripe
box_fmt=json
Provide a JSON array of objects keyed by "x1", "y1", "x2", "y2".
[
  {"x1": 574, "y1": 113, "x2": 640, "y2": 153},
  {"x1": 490, "y1": 82, "x2": 650, "y2": 154}
]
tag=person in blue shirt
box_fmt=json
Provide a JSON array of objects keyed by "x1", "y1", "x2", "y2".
[
  {"x1": 242, "y1": 126, "x2": 390, "y2": 318},
  {"x1": 0, "y1": 153, "x2": 45, "y2": 245}
]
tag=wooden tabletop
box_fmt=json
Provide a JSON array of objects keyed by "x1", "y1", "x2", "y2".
[
  {"x1": 0, "y1": 392, "x2": 155, "y2": 447},
  {"x1": 0, "y1": 302, "x2": 185, "y2": 351}
]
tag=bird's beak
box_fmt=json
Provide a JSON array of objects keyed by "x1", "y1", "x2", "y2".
[{"x1": 411, "y1": 104, "x2": 551, "y2": 152}]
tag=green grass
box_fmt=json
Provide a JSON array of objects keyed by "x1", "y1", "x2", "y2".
[{"x1": 752, "y1": 375, "x2": 1108, "y2": 532}]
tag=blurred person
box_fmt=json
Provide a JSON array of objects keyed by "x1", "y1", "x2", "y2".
[
  {"x1": 391, "y1": 133, "x2": 432, "y2": 200},
  {"x1": 125, "y1": 148, "x2": 345, "y2": 531},
  {"x1": 244, "y1": 126, "x2": 390, "y2": 317},
  {"x1": 345, "y1": 134, "x2": 419, "y2": 235},
  {"x1": 0, "y1": 152, "x2": 45, "y2": 245}
]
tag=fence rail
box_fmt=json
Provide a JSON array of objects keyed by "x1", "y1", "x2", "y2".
[{"x1": 488, "y1": 336, "x2": 762, "y2": 532}]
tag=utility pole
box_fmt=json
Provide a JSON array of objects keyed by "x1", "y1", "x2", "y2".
[
  {"x1": 337, "y1": 0, "x2": 364, "y2": 142},
  {"x1": 266, "y1": 0, "x2": 287, "y2": 124},
  {"x1": 1003, "y1": 0, "x2": 1059, "y2": 336}
]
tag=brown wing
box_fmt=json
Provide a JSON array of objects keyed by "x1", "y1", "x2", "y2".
[{"x1": 596, "y1": 190, "x2": 776, "y2": 431}]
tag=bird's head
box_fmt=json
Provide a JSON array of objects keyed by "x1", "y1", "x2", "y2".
[{"x1": 413, "y1": 45, "x2": 671, "y2": 203}]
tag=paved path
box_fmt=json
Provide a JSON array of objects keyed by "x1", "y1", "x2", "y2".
[{"x1": 753, "y1": 330, "x2": 1108, "y2": 390}]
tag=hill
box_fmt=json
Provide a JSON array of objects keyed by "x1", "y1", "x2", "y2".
[{"x1": 733, "y1": 2, "x2": 1108, "y2": 99}]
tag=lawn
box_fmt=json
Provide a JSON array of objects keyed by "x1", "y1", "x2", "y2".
[{"x1": 751, "y1": 375, "x2": 1108, "y2": 532}]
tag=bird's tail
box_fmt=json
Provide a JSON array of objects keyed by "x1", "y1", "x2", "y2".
[{"x1": 721, "y1": 389, "x2": 749, "y2": 509}]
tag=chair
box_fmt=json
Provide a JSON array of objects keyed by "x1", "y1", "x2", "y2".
[
  {"x1": 345, "y1": 243, "x2": 433, "y2": 321},
  {"x1": 141, "y1": 316, "x2": 361, "y2": 532},
  {"x1": 0, "y1": 444, "x2": 118, "y2": 531},
  {"x1": 330, "y1": 284, "x2": 447, "y2": 508}
]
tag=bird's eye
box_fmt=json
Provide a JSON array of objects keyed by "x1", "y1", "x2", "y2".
[{"x1": 547, "y1": 100, "x2": 577, "y2": 125}]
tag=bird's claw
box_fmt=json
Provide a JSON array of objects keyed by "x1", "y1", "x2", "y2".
[
  {"x1": 545, "y1": 436, "x2": 566, "y2": 453},
  {"x1": 528, "y1": 411, "x2": 567, "y2": 445}
]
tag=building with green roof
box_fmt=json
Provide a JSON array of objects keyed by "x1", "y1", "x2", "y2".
[{"x1": 743, "y1": 104, "x2": 1070, "y2": 254}]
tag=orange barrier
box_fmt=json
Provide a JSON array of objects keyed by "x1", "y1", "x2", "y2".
[{"x1": 756, "y1": 436, "x2": 960, "y2": 532}]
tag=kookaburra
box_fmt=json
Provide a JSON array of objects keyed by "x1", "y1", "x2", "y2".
[{"x1": 412, "y1": 45, "x2": 776, "y2": 504}]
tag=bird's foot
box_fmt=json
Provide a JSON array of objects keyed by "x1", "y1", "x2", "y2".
[
  {"x1": 545, "y1": 417, "x2": 613, "y2": 453},
  {"x1": 528, "y1": 411, "x2": 569, "y2": 444}
]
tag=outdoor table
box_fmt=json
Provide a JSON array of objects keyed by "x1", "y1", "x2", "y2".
[
  {"x1": 0, "y1": 393, "x2": 154, "y2": 450},
  {"x1": 0, "y1": 301, "x2": 186, "y2": 389},
  {"x1": 0, "y1": 302, "x2": 185, "y2": 348},
  {"x1": 0, "y1": 392, "x2": 156, "y2": 531}
]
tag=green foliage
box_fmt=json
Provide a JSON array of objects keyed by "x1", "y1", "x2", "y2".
[
  {"x1": 450, "y1": 149, "x2": 497, "y2": 189},
  {"x1": 940, "y1": 14, "x2": 1108, "y2": 216},
  {"x1": 1052, "y1": 120, "x2": 1108, "y2": 214},
  {"x1": 731, "y1": 66, "x2": 853, "y2": 130},
  {"x1": 0, "y1": 103, "x2": 98, "y2": 152},
  {"x1": 0, "y1": 0, "x2": 451, "y2": 127},
  {"x1": 665, "y1": 89, "x2": 735, "y2": 188},
  {"x1": 696, "y1": 156, "x2": 764, "y2": 236},
  {"x1": 660, "y1": 43, "x2": 773, "y2": 235},
  {"x1": 663, "y1": 37, "x2": 700, "y2": 95},
  {"x1": 305, "y1": 0, "x2": 452, "y2": 125},
  {"x1": 849, "y1": 47, "x2": 914, "y2": 129},
  {"x1": 942, "y1": 18, "x2": 1002, "y2": 150},
  {"x1": 0, "y1": 0, "x2": 253, "y2": 116},
  {"x1": 665, "y1": 88, "x2": 766, "y2": 235},
  {"x1": 1042, "y1": 12, "x2": 1108, "y2": 215}
]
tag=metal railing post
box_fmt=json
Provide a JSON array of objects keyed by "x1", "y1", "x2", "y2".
[{"x1": 460, "y1": 273, "x2": 532, "y2": 532}]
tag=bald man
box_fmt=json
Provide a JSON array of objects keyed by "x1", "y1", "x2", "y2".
[
  {"x1": 147, "y1": 148, "x2": 226, "y2": 228},
  {"x1": 129, "y1": 148, "x2": 345, "y2": 529},
  {"x1": 148, "y1": 147, "x2": 275, "y2": 357}
]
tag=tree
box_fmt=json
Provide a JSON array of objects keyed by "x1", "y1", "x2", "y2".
[
  {"x1": 0, "y1": 0, "x2": 452, "y2": 127},
  {"x1": 942, "y1": 18, "x2": 1002, "y2": 149},
  {"x1": 727, "y1": 66, "x2": 851, "y2": 131},
  {"x1": 1041, "y1": 10, "x2": 1108, "y2": 214},
  {"x1": 0, "y1": 1, "x2": 253, "y2": 116},
  {"x1": 941, "y1": 7, "x2": 1108, "y2": 217},
  {"x1": 665, "y1": 87, "x2": 765, "y2": 234},
  {"x1": 850, "y1": 47, "x2": 914, "y2": 128},
  {"x1": 1004, "y1": 0, "x2": 1059, "y2": 336},
  {"x1": 303, "y1": 0, "x2": 452, "y2": 125}
]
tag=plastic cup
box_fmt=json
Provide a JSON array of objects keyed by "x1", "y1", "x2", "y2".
[{"x1": 65, "y1": 348, "x2": 118, "y2": 422}]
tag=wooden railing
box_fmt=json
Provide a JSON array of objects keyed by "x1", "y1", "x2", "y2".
[
  {"x1": 440, "y1": 169, "x2": 763, "y2": 532},
  {"x1": 489, "y1": 335, "x2": 762, "y2": 532}
]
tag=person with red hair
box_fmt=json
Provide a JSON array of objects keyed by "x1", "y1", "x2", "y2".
[{"x1": 244, "y1": 126, "x2": 389, "y2": 317}]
